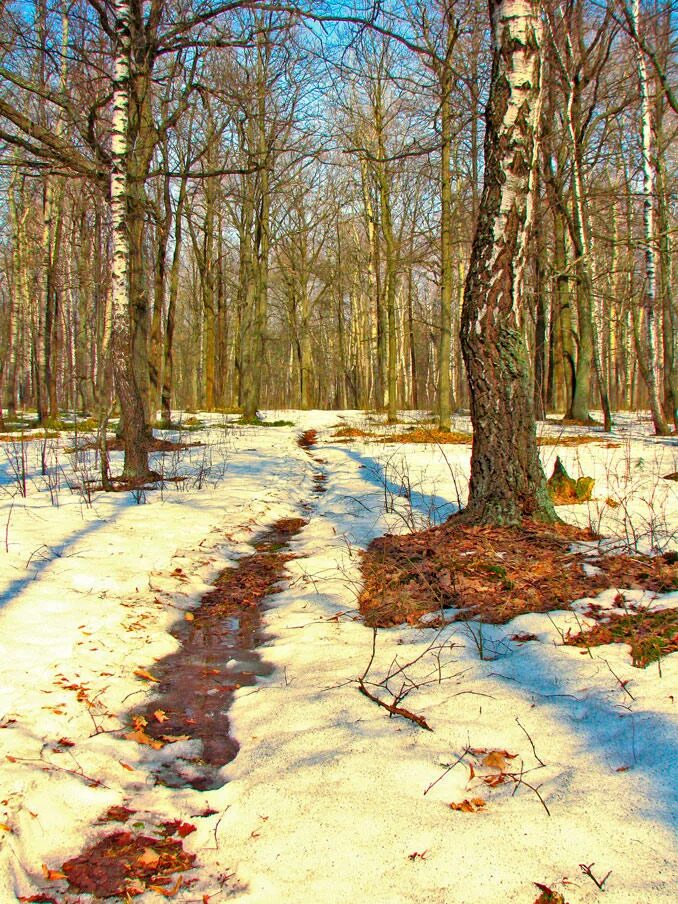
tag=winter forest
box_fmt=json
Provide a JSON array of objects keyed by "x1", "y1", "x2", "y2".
[
  {"x1": 1, "y1": 1, "x2": 676, "y2": 452},
  {"x1": 1, "y1": 2, "x2": 678, "y2": 903}
]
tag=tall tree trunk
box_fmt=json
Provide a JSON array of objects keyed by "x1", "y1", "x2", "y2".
[
  {"x1": 161, "y1": 174, "x2": 187, "y2": 427},
  {"x1": 110, "y1": 0, "x2": 151, "y2": 480},
  {"x1": 533, "y1": 208, "x2": 547, "y2": 420},
  {"x1": 632, "y1": 0, "x2": 670, "y2": 435},
  {"x1": 438, "y1": 55, "x2": 455, "y2": 429},
  {"x1": 460, "y1": 0, "x2": 556, "y2": 526}
]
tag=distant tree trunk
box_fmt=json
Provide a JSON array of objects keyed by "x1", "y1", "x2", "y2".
[
  {"x1": 358, "y1": 158, "x2": 380, "y2": 408},
  {"x1": 459, "y1": 0, "x2": 556, "y2": 526},
  {"x1": 658, "y1": 154, "x2": 677, "y2": 426},
  {"x1": 161, "y1": 173, "x2": 187, "y2": 427},
  {"x1": 632, "y1": 0, "x2": 670, "y2": 435},
  {"x1": 534, "y1": 240, "x2": 547, "y2": 420},
  {"x1": 438, "y1": 42, "x2": 456, "y2": 430},
  {"x1": 149, "y1": 179, "x2": 171, "y2": 422}
]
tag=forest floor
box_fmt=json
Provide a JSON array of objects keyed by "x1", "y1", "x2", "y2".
[{"x1": 0, "y1": 409, "x2": 676, "y2": 904}]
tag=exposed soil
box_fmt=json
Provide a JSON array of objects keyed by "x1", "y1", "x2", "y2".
[
  {"x1": 130, "y1": 517, "x2": 307, "y2": 791},
  {"x1": 359, "y1": 519, "x2": 678, "y2": 628}
]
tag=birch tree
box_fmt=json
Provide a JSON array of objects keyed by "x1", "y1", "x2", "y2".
[
  {"x1": 630, "y1": 0, "x2": 671, "y2": 435},
  {"x1": 460, "y1": 0, "x2": 557, "y2": 525}
]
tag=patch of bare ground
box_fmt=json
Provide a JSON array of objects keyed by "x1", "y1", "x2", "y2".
[
  {"x1": 128, "y1": 516, "x2": 308, "y2": 790},
  {"x1": 74, "y1": 436, "x2": 203, "y2": 453},
  {"x1": 59, "y1": 825, "x2": 196, "y2": 898},
  {"x1": 333, "y1": 425, "x2": 618, "y2": 448},
  {"x1": 564, "y1": 603, "x2": 678, "y2": 668},
  {"x1": 359, "y1": 519, "x2": 678, "y2": 628},
  {"x1": 297, "y1": 429, "x2": 318, "y2": 449},
  {"x1": 0, "y1": 431, "x2": 60, "y2": 442},
  {"x1": 332, "y1": 426, "x2": 373, "y2": 440},
  {"x1": 377, "y1": 427, "x2": 472, "y2": 444},
  {"x1": 537, "y1": 434, "x2": 619, "y2": 447}
]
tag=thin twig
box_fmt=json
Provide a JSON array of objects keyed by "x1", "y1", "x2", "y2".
[
  {"x1": 515, "y1": 717, "x2": 546, "y2": 767},
  {"x1": 580, "y1": 862, "x2": 611, "y2": 890},
  {"x1": 357, "y1": 678, "x2": 432, "y2": 731},
  {"x1": 423, "y1": 748, "x2": 470, "y2": 796}
]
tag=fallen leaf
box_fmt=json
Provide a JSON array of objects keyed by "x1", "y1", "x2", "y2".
[
  {"x1": 154, "y1": 710, "x2": 169, "y2": 723},
  {"x1": 0, "y1": 823, "x2": 11, "y2": 832},
  {"x1": 533, "y1": 883, "x2": 569, "y2": 904},
  {"x1": 184, "y1": 612, "x2": 195, "y2": 621},
  {"x1": 119, "y1": 761, "x2": 135, "y2": 771},
  {"x1": 449, "y1": 798, "x2": 486, "y2": 812},
  {"x1": 133, "y1": 668, "x2": 159, "y2": 683},
  {"x1": 161, "y1": 821, "x2": 197, "y2": 838},
  {"x1": 124, "y1": 730, "x2": 164, "y2": 750},
  {"x1": 160, "y1": 734, "x2": 191, "y2": 743},
  {"x1": 41, "y1": 864, "x2": 67, "y2": 881},
  {"x1": 137, "y1": 848, "x2": 161, "y2": 869},
  {"x1": 149, "y1": 876, "x2": 183, "y2": 897},
  {"x1": 98, "y1": 806, "x2": 136, "y2": 824},
  {"x1": 482, "y1": 750, "x2": 517, "y2": 771},
  {"x1": 483, "y1": 772, "x2": 510, "y2": 787}
]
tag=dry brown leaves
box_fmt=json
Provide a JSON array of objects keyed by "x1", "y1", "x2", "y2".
[
  {"x1": 533, "y1": 884, "x2": 569, "y2": 904},
  {"x1": 98, "y1": 806, "x2": 136, "y2": 824},
  {"x1": 377, "y1": 428, "x2": 472, "y2": 445},
  {"x1": 564, "y1": 604, "x2": 678, "y2": 667},
  {"x1": 449, "y1": 798, "x2": 486, "y2": 812},
  {"x1": 297, "y1": 429, "x2": 318, "y2": 449},
  {"x1": 332, "y1": 426, "x2": 373, "y2": 439},
  {"x1": 271, "y1": 517, "x2": 308, "y2": 535},
  {"x1": 359, "y1": 519, "x2": 678, "y2": 627},
  {"x1": 537, "y1": 435, "x2": 610, "y2": 447},
  {"x1": 60, "y1": 830, "x2": 196, "y2": 898}
]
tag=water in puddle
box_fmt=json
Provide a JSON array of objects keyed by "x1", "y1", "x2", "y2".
[{"x1": 134, "y1": 518, "x2": 307, "y2": 790}]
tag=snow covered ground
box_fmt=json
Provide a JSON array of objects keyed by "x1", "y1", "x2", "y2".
[{"x1": 0, "y1": 410, "x2": 676, "y2": 903}]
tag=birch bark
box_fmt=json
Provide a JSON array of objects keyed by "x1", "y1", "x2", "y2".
[
  {"x1": 459, "y1": 0, "x2": 556, "y2": 525},
  {"x1": 632, "y1": 0, "x2": 670, "y2": 435},
  {"x1": 110, "y1": 0, "x2": 152, "y2": 479}
]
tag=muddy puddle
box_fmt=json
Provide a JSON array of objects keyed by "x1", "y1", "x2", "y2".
[{"x1": 134, "y1": 517, "x2": 307, "y2": 791}]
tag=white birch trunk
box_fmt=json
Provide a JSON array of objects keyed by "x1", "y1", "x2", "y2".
[
  {"x1": 632, "y1": 0, "x2": 670, "y2": 434},
  {"x1": 460, "y1": 0, "x2": 556, "y2": 524},
  {"x1": 110, "y1": 0, "x2": 151, "y2": 478}
]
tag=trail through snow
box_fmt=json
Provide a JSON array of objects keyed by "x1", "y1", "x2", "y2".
[{"x1": 0, "y1": 410, "x2": 676, "y2": 903}]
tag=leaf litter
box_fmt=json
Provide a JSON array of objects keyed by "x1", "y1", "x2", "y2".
[
  {"x1": 59, "y1": 829, "x2": 196, "y2": 898},
  {"x1": 359, "y1": 518, "x2": 678, "y2": 628}
]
